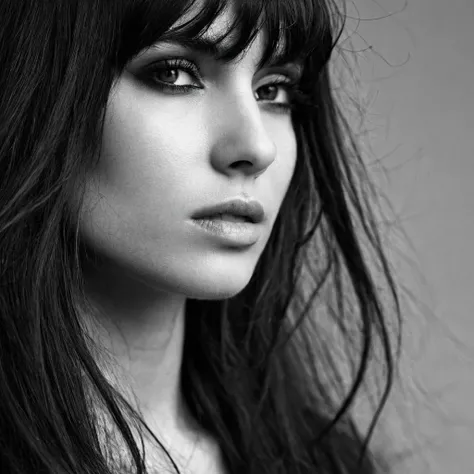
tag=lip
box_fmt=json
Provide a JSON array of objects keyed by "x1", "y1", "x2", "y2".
[
  {"x1": 190, "y1": 218, "x2": 261, "y2": 247},
  {"x1": 191, "y1": 198, "x2": 265, "y2": 224},
  {"x1": 190, "y1": 197, "x2": 265, "y2": 247}
]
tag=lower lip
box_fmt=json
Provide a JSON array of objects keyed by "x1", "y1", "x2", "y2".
[{"x1": 191, "y1": 217, "x2": 261, "y2": 247}]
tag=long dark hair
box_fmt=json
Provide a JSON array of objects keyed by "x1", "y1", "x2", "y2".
[{"x1": 0, "y1": 0, "x2": 401, "y2": 473}]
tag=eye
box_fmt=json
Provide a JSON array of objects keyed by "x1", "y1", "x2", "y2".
[
  {"x1": 154, "y1": 67, "x2": 196, "y2": 87},
  {"x1": 254, "y1": 78, "x2": 298, "y2": 112},
  {"x1": 142, "y1": 58, "x2": 204, "y2": 92},
  {"x1": 255, "y1": 84, "x2": 289, "y2": 103}
]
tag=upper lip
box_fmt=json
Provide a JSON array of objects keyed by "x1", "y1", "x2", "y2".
[{"x1": 192, "y1": 198, "x2": 265, "y2": 224}]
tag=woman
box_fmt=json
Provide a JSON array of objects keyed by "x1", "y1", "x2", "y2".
[{"x1": 0, "y1": 0, "x2": 401, "y2": 473}]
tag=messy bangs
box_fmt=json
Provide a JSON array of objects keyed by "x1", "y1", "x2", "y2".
[{"x1": 117, "y1": 0, "x2": 340, "y2": 73}]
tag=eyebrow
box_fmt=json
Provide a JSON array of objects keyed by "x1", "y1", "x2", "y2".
[{"x1": 153, "y1": 33, "x2": 303, "y2": 69}]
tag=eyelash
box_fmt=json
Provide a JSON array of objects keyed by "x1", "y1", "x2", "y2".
[{"x1": 142, "y1": 58, "x2": 304, "y2": 112}]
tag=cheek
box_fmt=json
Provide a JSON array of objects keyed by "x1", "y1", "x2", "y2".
[
  {"x1": 97, "y1": 95, "x2": 201, "y2": 201},
  {"x1": 86, "y1": 84, "x2": 213, "y2": 237},
  {"x1": 267, "y1": 118, "x2": 298, "y2": 196},
  {"x1": 77, "y1": 86, "x2": 198, "y2": 259},
  {"x1": 283, "y1": 130, "x2": 297, "y2": 182}
]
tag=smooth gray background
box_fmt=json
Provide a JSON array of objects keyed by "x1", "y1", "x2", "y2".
[{"x1": 342, "y1": 0, "x2": 474, "y2": 472}]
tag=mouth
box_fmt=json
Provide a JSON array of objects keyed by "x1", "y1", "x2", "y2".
[
  {"x1": 191, "y1": 198, "x2": 265, "y2": 225},
  {"x1": 190, "y1": 213, "x2": 261, "y2": 247},
  {"x1": 202, "y1": 213, "x2": 253, "y2": 223}
]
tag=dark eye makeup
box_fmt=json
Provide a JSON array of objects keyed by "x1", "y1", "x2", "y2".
[{"x1": 138, "y1": 57, "x2": 306, "y2": 113}]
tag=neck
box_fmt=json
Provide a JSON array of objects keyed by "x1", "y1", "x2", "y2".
[
  {"x1": 77, "y1": 250, "x2": 228, "y2": 473},
  {"x1": 79, "y1": 251, "x2": 195, "y2": 436}
]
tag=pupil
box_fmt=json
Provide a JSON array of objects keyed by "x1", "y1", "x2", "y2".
[
  {"x1": 259, "y1": 85, "x2": 278, "y2": 101},
  {"x1": 159, "y1": 69, "x2": 178, "y2": 84}
]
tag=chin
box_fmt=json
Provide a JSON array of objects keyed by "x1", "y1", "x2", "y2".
[
  {"x1": 164, "y1": 258, "x2": 256, "y2": 301},
  {"x1": 82, "y1": 240, "x2": 260, "y2": 301},
  {"x1": 182, "y1": 273, "x2": 253, "y2": 301},
  {"x1": 188, "y1": 285, "x2": 247, "y2": 301}
]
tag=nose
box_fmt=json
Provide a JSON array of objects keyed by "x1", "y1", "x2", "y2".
[{"x1": 209, "y1": 91, "x2": 277, "y2": 179}]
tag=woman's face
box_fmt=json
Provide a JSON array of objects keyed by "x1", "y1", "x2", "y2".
[{"x1": 78, "y1": 9, "x2": 299, "y2": 300}]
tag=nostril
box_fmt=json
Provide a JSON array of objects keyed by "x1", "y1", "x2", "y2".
[{"x1": 230, "y1": 160, "x2": 253, "y2": 170}]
